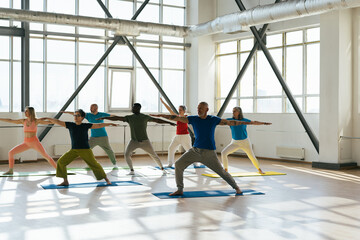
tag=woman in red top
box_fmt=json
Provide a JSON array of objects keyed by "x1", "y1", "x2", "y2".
[
  {"x1": 0, "y1": 107, "x2": 57, "y2": 175},
  {"x1": 160, "y1": 98, "x2": 192, "y2": 167}
]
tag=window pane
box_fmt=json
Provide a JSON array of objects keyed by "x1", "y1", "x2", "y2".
[
  {"x1": 257, "y1": 98, "x2": 282, "y2": 113},
  {"x1": 218, "y1": 41, "x2": 237, "y2": 55},
  {"x1": 0, "y1": 36, "x2": 9, "y2": 59},
  {"x1": 220, "y1": 99, "x2": 237, "y2": 113},
  {"x1": 78, "y1": 66, "x2": 105, "y2": 112},
  {"x1": 257, "y1": 49, "x2": 282, "y2": 96},
  {"x1": 285, "y1": 97, "x2": 303, "y2": 113},
  {"x1": 109, "y1": 71, "x2": 131, "y2": 109},
  {"x1": 163, "y1": 6, "x2": 184, "y2": 25},
  {"x1": 240, "y1": 52, "x2": 253, "y2": 97},
  {"x1": 137, "y1": 4, "x2": 159, "y2": 23},
  {"x1": 79, "y1": 0, "x2": 106, "y2": 35},
  {"x1": 218, "y1": 54, "x2": 237, "y2": 98},
  {"x1": 136, "y1": 47, "x2": 159, "y2": 68},
  {"x1": 13, "y1": 62, "x2": 21, "y2": 112},
  {"x1": 163, "y1": 49, "x2": 184, "y2": 69},
  {"x1": 47, "y1": 0, "x2": 75, "y2": 33},
  {"x1": 30, "y1": 0, "x2": 43, "y2": 11},
  {"x1": 162, "y1": 70, "x2": 184, "y2": 109},
  {"x1": 47, "y1": 64, "x2": 75, "y2": 112},
  {"x1": 30, "y1": 23, "x2": 44, "y2": 31},
  {"x1": 47, "y1": 39, "x2": 75, "y2": 63},
  {"x1": 240, "y1": 39, "x2": 253, "y2": 51},
  {"x1": 0, "y1": 62, "x2": 10, "y2": 112},
  {"x1": 108, "y1": 44, "x2": 133, "y2": 66},
  {"x1": 286, "y1": 46, "x2": 303, "y2": 95},
  {"x1": 136, "y1": 34, "x2": 159, "y2": 42},
  {"x1": 240, "y1": 99, "x2": 253, "y2": 113},
  {"x1": 307, "y1": 43, "x2": 320, "y2": 94},
  {"x1": 30, "y1": 38, "x2": 43, "y2": 62},
  {"x1": 286, "y1": 30, "x2": 303, "y2": 45},
  {"x1": 79, "y1": 42, "x2": 105, "y2": 65},
  {"x1": 13, "y1": 37, "x2": 21, "y2": 61},
  {"x1": 136, "y1": 68, "x2": 159, "y2": 112},
  {"x1": 30, "y1": 63, "x2": 44, "y2": 111},
  {"x1": 0, "y1": 1, "x2": 9, "y2": 8},
  {"x1": 307, "y1": 96, "x2": 319, "y2": 113},
  {"x1": 267, "y1": 34, "x2": 282, "y2": 48},
  {"x1": 109, "y1": 0, "x2": 133, "y2": 19},
  {"x1": 163, "y1": 0, "x2": 185, "y2": 7},
  {"x1": 163, "y1": 36, "x2": 184, "y2": 43},
  {"x1": 307, "y1": 28, "x2": 320, "y2": 42}
]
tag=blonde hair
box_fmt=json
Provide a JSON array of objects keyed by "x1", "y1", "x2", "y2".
[{"x1": 25, "y1": 106, "x2": 36, "y2": 122}]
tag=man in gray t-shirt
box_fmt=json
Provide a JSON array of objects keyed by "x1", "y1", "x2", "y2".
[{"x1": 98, "y1": 103, "x2": 175, "y2": 175}]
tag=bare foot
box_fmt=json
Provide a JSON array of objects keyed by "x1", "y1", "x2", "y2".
[
  {"x1": 57, "y1": 180, "x2": 69, "y2": 186},
  {"x1": 224, "y1": 168, "x2": 228, "y2": 172},
  {"x1": 105, "y1": 177, "x2": 112, "y2": 185},
  {"x1": 235, "y1": 187, "x2": 243, "y2": 195},
  {"x1": 169, "y1": 190, "x2": 183, "y2": 196},
  {"x1": 3, "y1": 169, "x2": 14, "y2": 175},
  {"x1": 258, "y1": 168, "x2": 265, "y2": 174}
]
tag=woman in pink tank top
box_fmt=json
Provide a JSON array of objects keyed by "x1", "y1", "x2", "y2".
[
  {"x1": 0, "y1": 107, "x2": 57, "y2": 175},
  {"x1": 160, "y1": 98, "x2": 193, "y2": 167}
]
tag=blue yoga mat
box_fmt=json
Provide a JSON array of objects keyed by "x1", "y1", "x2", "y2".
[
  {"x1": 154, "y1": 165, "x2": 206, "y2": 170},
  {"x1": 152, "y1": 189, "x2": 264, "y2": 199},
  {"x1": 41, "y1": 180, "x2": 142, "y2": 189}
]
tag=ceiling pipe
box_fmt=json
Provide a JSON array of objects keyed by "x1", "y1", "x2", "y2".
[{"x1": 1, "y1": 0, "x2": 360, "y2": 37}]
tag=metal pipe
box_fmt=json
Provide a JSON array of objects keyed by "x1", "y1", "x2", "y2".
[
  {"x1": 235, "y1": 0, "x2": 320, "y2": 153},
  {"x1": 0, "y1": 7, "x2": 188, "y2": 37},
  {"x1": 21, "y1": 0, "x2": 30, "y2": 111}
]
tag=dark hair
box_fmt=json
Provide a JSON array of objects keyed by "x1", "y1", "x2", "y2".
[
  {"x1": 179, "y1": 105, "x2": 186, "y2": 111},
  {"x1": 234, "y1": 107, "x2": 244, "y2": 120},
  {"x1": 133, "y1": 103, "x2": 142, "y2": 109},
  {"x1": 76, "y1": 109, "x2": 86, "y2": 118}
]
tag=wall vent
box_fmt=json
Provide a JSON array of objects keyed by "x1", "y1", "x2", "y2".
[{"x1": 276, "y1": 146, "x2": 305, "y2": 160}]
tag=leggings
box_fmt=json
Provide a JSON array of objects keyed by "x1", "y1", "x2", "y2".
[
  {"x1": 125, "y1": 139, "x2": 163, "y2": 170},
  {"x1": 167, "y1": 134, "x2": 192, "y2": 165},
  {"x1": 221, "y1": 138, "x2": 260, "y2": 170},
  {"x1": 8, "y1": 136, "x2": 57, "y2": 169}
]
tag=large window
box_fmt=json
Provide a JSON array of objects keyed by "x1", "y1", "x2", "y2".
[
  {"x1": 215, "y1": 27, "x2": 320, "y2": 113},
  {"x1": 1, "y1": 0, "x2": 186, "y2": 113}
]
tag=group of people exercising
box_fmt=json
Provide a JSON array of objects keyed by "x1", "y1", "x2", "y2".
[{"x1": 0, "y1": 100, "x2": 271, "y2": 195}]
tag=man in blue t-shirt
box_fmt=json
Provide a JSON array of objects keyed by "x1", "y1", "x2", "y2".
[
  {"x1": 63, "y1": 104, "x2": 118, "y2": 169},
  {"x1": 152, "y1": 102, "x2": 253, "y2": 196}
]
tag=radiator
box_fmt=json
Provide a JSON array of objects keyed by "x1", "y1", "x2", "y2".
[{"x1": 276, "y1": 146, "x2": 305, "y2": 160}]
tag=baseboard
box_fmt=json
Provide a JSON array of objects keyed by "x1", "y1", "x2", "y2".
[{"x1": 312, "y1": 162, "x2": 358, "y2": 170}]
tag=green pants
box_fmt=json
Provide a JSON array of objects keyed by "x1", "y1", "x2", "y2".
[{"x1": 56, "y1": 149, "x2": 106, "y2": 180}]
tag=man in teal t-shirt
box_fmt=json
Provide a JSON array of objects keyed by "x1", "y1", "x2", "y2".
[{"x1": 63, "y1": 104, "x2": 118, "y2": 169}]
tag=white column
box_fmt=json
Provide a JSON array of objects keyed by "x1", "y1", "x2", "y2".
[
  {"x1": 319, "y1": 9, "x2": 353, "y2": 165},
  {"x1": 186, "y1": 0, "x2": 216, "y2": 114}
]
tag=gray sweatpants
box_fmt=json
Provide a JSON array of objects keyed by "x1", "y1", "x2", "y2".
[
  {"x1": 89, "y1": 136, "x2": 117, "y2": 165},
  {"x1": 175, "y1": 147, "x2": 238, "y2": 191},
  {"x1": 125, "y1": 139, "x2": 163, "y2": 170}
]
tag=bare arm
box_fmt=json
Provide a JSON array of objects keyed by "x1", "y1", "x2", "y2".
[
  {"x1": 149, "y1": 116, "x2": 176, "y2": 126},
  {"x1": 36, "y1": 119, "x2": 55, "y2": 125},
  {"x1": 61, "y1": 111, "x2": 74, "y2": 115},
  {"x1": 219, "y1": 119, "x2": 272, "y2": 126},
  {"x1": 40, "y1": 118, "x2": 66, "y2": 127},
  {"x1": 0, "y1": 118, "x2": 24, "y2": 124},
  {"x1": 96, "y1": 116, "x2": 126, "y2": 122},
  {"x1": 150, "y1": 114, "x2": 189, "y2": 123},
  {"x1": 91, "y1": 123, "x2": 118, "y2": 129},
  {"x1": 160, "y1": 98, "x2": 176, "y2": 115}
]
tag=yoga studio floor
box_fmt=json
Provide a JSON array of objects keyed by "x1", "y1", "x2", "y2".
[{"x1": 0, "y1": 155, "x2": 359, "y2": 240}]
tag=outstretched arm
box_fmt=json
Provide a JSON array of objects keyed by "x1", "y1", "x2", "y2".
[
  {"x1": 219, "y1": 119, "x2": 272, "y2": 126},
  {"x1": 160, "y1": 98, "x2": 176, "y2": 115},
  {"x1": 150, "y1": 114, "x2": 189, "y2": 123},
  {"x1": 91, "y1": 123, "x2": 118, "y2": 129},
  {"x1": 96, "y1": 116, "x2": 126, "y2": 122},
  {"x1": 36, "y1": 119, "x2": 55, "y2": 125},
  {"x1": 40, "y1": 118, "x2": 66, "y2": 127},
  {"x1": 0, "y1": 118, "x2": 24, "y2": 124},
  {"x1": 61, "y1": 111, "x2": 75, "y2": 115},
  {"x1": 149, "y1": 116, "x2": 176, "y2": 126}
]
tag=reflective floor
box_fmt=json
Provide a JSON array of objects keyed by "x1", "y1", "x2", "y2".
[{"x1": 0, "y1": 155, "x2": 359, "y2": 240}]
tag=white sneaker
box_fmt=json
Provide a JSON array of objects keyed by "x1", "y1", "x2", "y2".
[{"x1": 128, "y1": 170, "x2": 135, "y2": 175}]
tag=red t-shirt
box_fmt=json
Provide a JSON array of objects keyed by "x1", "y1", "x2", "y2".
[{"x1": 176, "y1": 121, "x2": 189, "y2": 135}]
